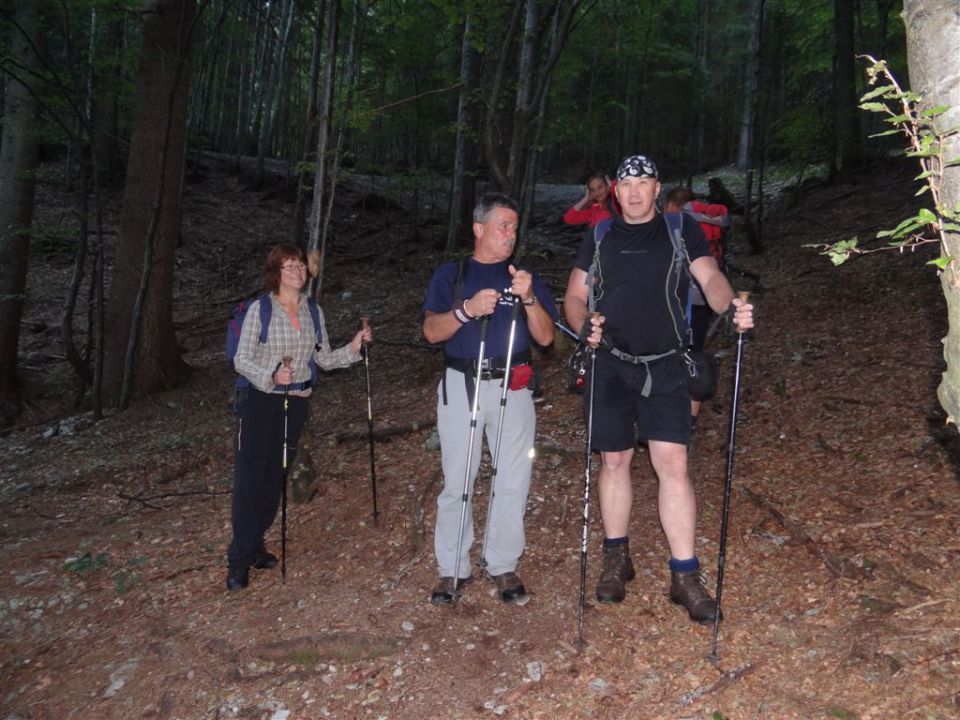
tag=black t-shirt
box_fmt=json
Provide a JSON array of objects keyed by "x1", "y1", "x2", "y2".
[{"x1": 574, "y1": 213, "x2": 711, "y2": 355}]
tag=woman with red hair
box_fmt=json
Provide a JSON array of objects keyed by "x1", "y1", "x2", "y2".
[{"x1": 226, "y1": 243, "x2": 372, "y2": 591}]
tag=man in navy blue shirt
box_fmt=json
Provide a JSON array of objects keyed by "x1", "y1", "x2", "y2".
[
  {"x1": 423, "y1": 193, "x2": 557, "y2": 605},
  {"x1": 564, "y1": 155, "x2": 754, "y2": 623}
]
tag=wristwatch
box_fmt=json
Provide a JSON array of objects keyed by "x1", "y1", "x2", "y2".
[{"x1": 523, "y1": 296, "x2": 537, "y2": 307}]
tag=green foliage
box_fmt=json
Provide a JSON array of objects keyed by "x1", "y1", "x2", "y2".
[{"x1": 815, "y1": 57, "x2": 956, "y2": 269}]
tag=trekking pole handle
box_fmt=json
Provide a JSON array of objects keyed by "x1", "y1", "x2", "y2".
[
  {"x1": 734, "y1": 291, "x2": 750, "y2": 334},
  {"x1": 360, "y1": 317, "x2": 370, "y2": 332},
  {"x1": 588, "y1": 311, "x2": 601, "y2": 349}
]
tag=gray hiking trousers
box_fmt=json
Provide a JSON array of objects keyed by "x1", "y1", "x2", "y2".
[{"x1": 434, "y1": 368, "x2": 536, "y2": 578}]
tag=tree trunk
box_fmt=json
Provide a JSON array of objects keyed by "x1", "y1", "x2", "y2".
[
  {"x1": 736, "y1": 0, "x2": 764, "y2": 171},
  {"x1": 446, "y1": 14, "x2": 478, "y2": 256},
  {"x1": 687, "y1": 0, "x2": 708, "y2": 180},
  {"x1": 103, "y1": 0, "x2": 196, "y2": 407},
  {"x1": 306, "y1": 0, "x2": 340, "y2": 299},
  {"x1": 834, "y1": 0, "x2": 861, "y2": 172},
  {"x1": 0, "y1": 1, "x2": 42, "y2": 424},
  {"x1": 903, "y1": 1, "x2": 960, "y2": 423},
  {"x1": 292, "y1": 0, "x2": 328, "y2": 248},
  {"x1": 90, "y1": 10, "x2": 125, "y2": 186},
  {"x1": 256, "y1": 0, "x2": 296, "y2": 186}
]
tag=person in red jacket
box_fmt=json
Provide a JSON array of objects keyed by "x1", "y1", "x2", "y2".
[
  {"x1": 563, "y1": 171, "x2": 619, "y2": 228},
  {"x1": 664, "y1": 186, "x2": 731, "y2": 441},
  {"x1": 664, "y1": 186, "x2": 729, "y2": 266}
]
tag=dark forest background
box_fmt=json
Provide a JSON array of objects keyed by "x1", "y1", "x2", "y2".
[{"x1": 0, "y1": 0, "x2": 926, "y2": 426}]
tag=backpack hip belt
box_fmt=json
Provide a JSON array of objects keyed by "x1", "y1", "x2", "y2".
[{"x1": 606, "y1": 346, "x2": 677, "y2": 397}]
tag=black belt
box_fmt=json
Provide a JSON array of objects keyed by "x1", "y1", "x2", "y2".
[{"x1": 445, "y1": 350, "x2": 532, "y2": 380}]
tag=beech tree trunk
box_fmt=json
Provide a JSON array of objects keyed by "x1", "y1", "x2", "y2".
[
  {"x1": 0, "y1": 1, "x2": 42, "y2": 424},
  {"x1": 834, "y1": 0, "x2": 861, "y2": 172},
  {"x1": 292, "y1": 0, "x2": 327, "y2": 248},
  {"x1": 903, "y1": 1, "x2": 960, "y2": 423},
  {"x1": 306, "y1": 0, "x2": 340, "y2": 299},
  {"x1": 736, "y1": 0, "x2": 763, "y2": 171},
  {"x1": 103, "y1": 0, "x2": 196, "y2": 407},
  {"x1": 255, "y1": 0, "x2": 296, "y2": 186},
  {"x1": 446, "y1": 14, "x2": 478, "y2": 256}
]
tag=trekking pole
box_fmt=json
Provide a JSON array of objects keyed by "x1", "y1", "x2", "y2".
[
  {"x1": 360, "y1": 317, "x2": 379, "y2": 526},
  {"x1": 578, "y1": 312, "x2": 600, "y2": 646},
  {"x1": 281, "y1": 356, "x2": 292, "y2": 584},
  {"x1": 478, "y1": 296, "x2": 522, "y2": 570},
  {"x1": 708, "y1": 291, "x2": 750, "y2": 664},
  {"x1": 452, "y1": 315, "x2": 490, "y2": 603}
]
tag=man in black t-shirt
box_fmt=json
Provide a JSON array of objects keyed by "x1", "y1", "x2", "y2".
[{"x1": 563, "y1": 154, "x2": 754, "y2": 623}]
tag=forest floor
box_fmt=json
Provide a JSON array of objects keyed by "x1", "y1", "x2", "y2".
[{"x1": 2, "y1": 157, "x2": 959, "y2": 720}]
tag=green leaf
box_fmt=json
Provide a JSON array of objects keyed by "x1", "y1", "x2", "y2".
[
  {"x1": 918, "y1": 208, "x2": 938, "y2": 224},
  {"x1": 860, "y1": 85, "x2": 894, "y2": 101},
  {"x1": 916, "y1": 185, "x2": 931, "y2": 196},
  {"x1": 919, "y1": 105, "x2": 949, "y2": 117},
  {"x1": 928, "y1": 256, "x2": 952, "y2": 269},
  {"x1": 868, "y1": 129, "x2": 901, "y2": 138},
  {"x1": 858, "y1": 102, "x2": 888, "y2": 113}
]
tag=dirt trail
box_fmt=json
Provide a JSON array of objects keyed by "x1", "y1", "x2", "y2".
[{"x1": 2, "y1": 160, "x2": 959, "y2": 719}]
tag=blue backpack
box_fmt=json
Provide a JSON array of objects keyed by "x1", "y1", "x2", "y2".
[{"x1": 225, "y1": 293, "x2": 323, "y2": 390}]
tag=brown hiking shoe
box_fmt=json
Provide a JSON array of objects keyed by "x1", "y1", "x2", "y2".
[
  {"x1": 430, "y1": 575, "x2": 473, "y2": 605},
  {"x1": 485, "y1": 571, "x2": 528, "y2": 603},
  {"x1": 595, "y1": 543, "x2": 636, "y2": 603},
  {"x1": 669, "y1": 569, "x2": 721, "y2": 624}
]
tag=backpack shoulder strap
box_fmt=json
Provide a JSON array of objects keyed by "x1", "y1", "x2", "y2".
[
  {"x1": 586, "y1": 219, "x2": 613, "y2": 313},
  {"x1": 663, "y1": 212, "x2": 692, "y2": 277},
  {"x1": 306, "y1": 297, "x2": 323, "y2": 349},
  {"x1": 453, "y1": 257, "x2": 469, "y2": 302},
  {"x1": 257, "y1": 293, "x2": 272, "y2": 344}
]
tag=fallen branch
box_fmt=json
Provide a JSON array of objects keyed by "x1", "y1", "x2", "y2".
[
  {"x1": 117, "y1": 489, "x2": 231, "y2": 509},
  {"x1": 737, "y1": 485, "x2": 863, "y2": 579},
  {"x1": 677, "y1": 662, "x2": 756, "y2": 706}
]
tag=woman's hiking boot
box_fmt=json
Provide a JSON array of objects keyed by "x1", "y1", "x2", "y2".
[
  {"x1": 669, "y1": 569, "x2": 721, "y2": 624},
  {"x1": 595, "y1": 542, "x2": 636, "y2": 603}
]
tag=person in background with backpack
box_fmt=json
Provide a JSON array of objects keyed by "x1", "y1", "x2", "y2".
[
  {"x1": 422, "y1": 193, "x2": 557, "y2": 605},
  {"x1": 663, "y1": 185, "x2": 730, "y2": 437},
  {"x1": 562, "y1": 170, "x2": 619, "y2": 228},
  {"x1": 562, "y1": 155, "x2": 753, "y2": 622},
  {"x1": 226, "y1": 242, "x2": 372, "y2": 592}
]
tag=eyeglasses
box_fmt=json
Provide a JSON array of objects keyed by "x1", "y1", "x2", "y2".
[{"x1": 281, "y1": 262, "x2": 306, "y2": 272}]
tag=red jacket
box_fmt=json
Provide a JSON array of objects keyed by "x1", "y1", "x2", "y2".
[
  {"x1": 684, "y1": 200, "x2": 728, "y2": 261},
  {"x1": 563, "y1": 181, "x2": 620, "y2": 227}
]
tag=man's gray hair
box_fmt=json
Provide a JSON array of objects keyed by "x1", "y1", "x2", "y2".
[{"x1": 473, "y1": 192, "x2": 519, "y2": 223}]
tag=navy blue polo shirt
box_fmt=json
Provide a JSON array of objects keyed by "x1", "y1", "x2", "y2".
[{"x1": 423, "y1": 258, "x2": 558, "y2": 360}]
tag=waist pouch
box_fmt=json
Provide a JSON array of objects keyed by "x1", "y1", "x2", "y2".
[{"x1": 443, "y1": 350, "x2": 533, "y2": 404}]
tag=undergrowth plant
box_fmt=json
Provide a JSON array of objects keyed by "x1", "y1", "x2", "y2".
[{"x1": 812, "y1": 55, "x2": 959, "y2": 278}]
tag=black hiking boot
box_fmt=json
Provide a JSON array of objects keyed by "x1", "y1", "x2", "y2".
[
  {"x1": 485, "y1": 571, "x2": 528, "y2": 604},
  {"x1": 669, "y1": 569, "x2": 721, "y2": 624},
  {"x1": 226, "y1": 566, "x2": 249, "y2": 592},
  {"x1": 595, "y1": 542, "x2": 636, "y2": 603},
  {"x1": 252, "y1": 550, "x2": 279, "y2": 570},
  {"x1": 430, "y1": 575, "x2": 473, "y2": 605}
]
